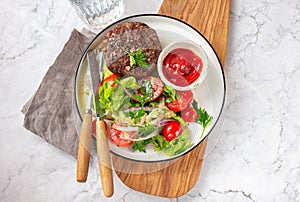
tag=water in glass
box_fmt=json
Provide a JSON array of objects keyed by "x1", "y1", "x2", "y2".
[{"x1": 70, "y1": 0, "x2": 124, "y2": 29}]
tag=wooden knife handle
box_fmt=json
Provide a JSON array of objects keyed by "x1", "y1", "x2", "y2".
[
  {"x1": 96, "y1": 118, "x2": 114, "y2": 197},
  {"x1": 76, "y1": 111, "x2": 92, "y2": 182}
]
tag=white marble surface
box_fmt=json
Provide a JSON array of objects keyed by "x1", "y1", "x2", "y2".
[{"x1": 1, "y1": 0, "x2": 300, "y2": 201}]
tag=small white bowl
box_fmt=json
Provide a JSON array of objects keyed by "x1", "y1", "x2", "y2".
[{"x1": 157, "y1": 40, "x2": 209, "y2": 90}]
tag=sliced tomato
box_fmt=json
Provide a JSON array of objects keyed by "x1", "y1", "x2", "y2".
[
  {"x1": 162, "y1": 121, "x2": 182, "y2": 141},
  {"x1": 137, "y1": 76, "x2": 164, "y2": 102},
  {"x1": 110, "y1": 124, "x2": 132, "y2": 147},
  {"x1": 181, "y1": 107, "x2": 198, "y2": 122},
  {"x1": 166, "y1": 90, "x2": 193, "y2": 112},
  {"x1": 102, "y1": 73, "x2": 120, "y2": 87}
]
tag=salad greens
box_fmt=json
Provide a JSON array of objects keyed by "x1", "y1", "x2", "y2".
[
  {"x1": 138, "y1": 124, "x2": 156, "y2": 137},
  {"x1": 192, "y1": 100, "x2": 213, "y2": 138},
  {"x1": 162, "y1": 85, "x2": 176, "y2": 102},
  {"x1": 132, "y1": 80, "x2": 153, "y2": 107},
  {"x1": 97, "y1": 81, "x2": 114, "y2": 118},
  {"x1": 132, "y1": 139, "x2": 152, "y2": 153},
  {"x1": 119, "y1": 46, "x2": 148, "y2": 67},
  {"x1": 131, "y1": 131, "x2": 191, "y2": 156},
  {"x1": 97, "y1": 71, "x2": 212, "y2": 156},
  {"x1": 98, "y1": 76, "x2": 141, "y2": 117},
  {"x1": 119, "y1": 77, "x2": 141, "y2": 89},
  {"x1": 162, "y1": 131, "x2": 191, "y2": 156}
]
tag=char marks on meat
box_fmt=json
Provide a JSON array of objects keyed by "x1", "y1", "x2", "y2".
[{"x1": 101, "y1": 22, "x2": 162, "y2": 76}]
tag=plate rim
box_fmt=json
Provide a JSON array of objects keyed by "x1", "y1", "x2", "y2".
[{"x1": 74, "y1": 13, "x2": 226, "y2": 163}]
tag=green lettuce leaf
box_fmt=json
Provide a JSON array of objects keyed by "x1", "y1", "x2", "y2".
[
  {"x1": 162, "y1": 130, "x2": 191, "y2": 156},
  {"x1": 120, "y1": 77, "x2": 141, "y2": 90}
]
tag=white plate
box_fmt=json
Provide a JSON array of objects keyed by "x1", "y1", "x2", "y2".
[{"x1": 74, "y1": 14, "x2": 226, "y2": 162}]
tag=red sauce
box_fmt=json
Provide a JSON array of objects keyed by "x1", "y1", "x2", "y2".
[{"x1": 162, "y1": 48, "x2": 203, "y2": 87}]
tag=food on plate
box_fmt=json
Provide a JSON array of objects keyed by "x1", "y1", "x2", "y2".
[
  {"x1": 101, "y1": 22, "x2": 162, "y2": 77},
  {"x1": 101, "y1": 73, "x2": 120, "y2": 87},
  {"x1": 97, "y1": 75, "x2": 193, "y2": 156},
  {"x1": 93, "y1": 22, "x2": 212, "y2": 156},
  {"x1": 157, "y1": 41, "x2": 209, "y2": 90},
  {"x1": 135, "y1": 76, "x2": 164, "y2": 102},
  {"x1": 181, "y1": 107, "x2": 198, "y2": 122},
  {"x1": 162, "y1": 48, "x2": 203, "y2": 87},
  {"x1": 110, "y1": 123, "x2": 133, "y2": 147},
  {"x1": 191, "y1": 100, "x2": 213, "y2": 138},
  {"x1": 97, "y1": 73, "x2": 212, "y2": 156},
  {"x1": 162, "y1": 121, "x2": 182, "y2": 141},
  {"x1": 165, "y1": 90, "x2": 193, "y2": 112}
]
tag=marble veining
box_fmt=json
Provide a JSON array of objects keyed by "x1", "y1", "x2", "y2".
[{"x1": 1, "y1": 0, "x2": 300, "y2": 201}]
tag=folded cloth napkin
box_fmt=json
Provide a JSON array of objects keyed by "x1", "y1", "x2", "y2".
[{"x1": 22, "y1": 29, "x2": 95, "y2": 158}]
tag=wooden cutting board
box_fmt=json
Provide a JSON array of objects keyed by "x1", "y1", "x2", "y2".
[{"x1": 112, "y1": 0, "x2": 230, "y2": 198}]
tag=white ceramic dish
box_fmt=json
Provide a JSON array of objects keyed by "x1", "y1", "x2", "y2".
[
  {"x1": 74, "y1": 14, "x2": 226, "y2": 162},
  {"x1": 157, "y1": 40, "x2": 209, "y2": 90}
]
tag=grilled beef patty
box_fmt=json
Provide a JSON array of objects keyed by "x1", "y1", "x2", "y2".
[{"x1": 101, "y1": 22, "x2": 162, "y2": 76}]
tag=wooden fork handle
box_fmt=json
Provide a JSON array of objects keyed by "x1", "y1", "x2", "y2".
[
  {"x1": 76, "y1": 110, "x2": 92, "y2": 182},
  {"x1": 96, "y1": 118, "x2": 114, "y2": 197}
]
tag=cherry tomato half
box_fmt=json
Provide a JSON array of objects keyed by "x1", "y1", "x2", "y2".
[
  {"x1": 102, "y1": 73, "x2": 120, "y2": 87},
  {"x1": 110, "y1": 124, "x2": 132, "y2": 147},
  {"x1": 137, "y1": 76, "x2": 164, "y2": 102},
  {"x1": 162, "y1": 121, "x2": 182, "y2": 141},
  {"x1": 166, "y1": 90, "x2": 193, "y2": 112},
  {"x1": 181, "y1": 107, "x2": 198, "y2": 122}
]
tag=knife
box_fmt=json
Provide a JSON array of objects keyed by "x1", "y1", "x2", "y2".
[
  {"x1": 88, "y1": 50, "x2": 114, "y2": 197},
  {"x1": 76, "y1": 76, "x2": 93, "y2": 182}
]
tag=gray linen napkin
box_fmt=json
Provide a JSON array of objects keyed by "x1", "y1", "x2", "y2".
[{"x1": 22, "y1": 29, "x2": 95, "y2": 158}]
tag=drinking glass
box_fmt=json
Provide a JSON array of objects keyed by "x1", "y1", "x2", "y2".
[{"x1": 69, "y1": 0, "x2": 124, "y2": 29}]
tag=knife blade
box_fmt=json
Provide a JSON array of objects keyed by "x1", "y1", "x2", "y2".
[
  {"x1": 87, "y1": 50, "x2": 114, "y2": 197},
  {"x1": 87, "y1": 50, "x2": 101, "y2": 104}
]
